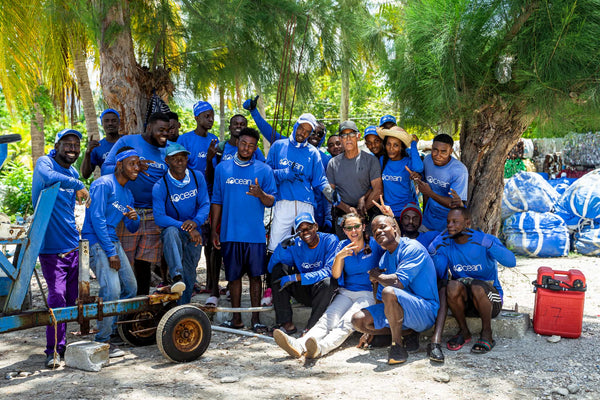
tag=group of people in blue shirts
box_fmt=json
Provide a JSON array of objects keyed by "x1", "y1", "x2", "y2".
[{"x1": 32, "y1": 96, "x2": 516, "y2": 369}]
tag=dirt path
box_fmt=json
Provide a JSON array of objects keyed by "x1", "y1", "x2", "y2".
[{"x1": 1, "y1": 255, "x2": 599, "y2": 400}]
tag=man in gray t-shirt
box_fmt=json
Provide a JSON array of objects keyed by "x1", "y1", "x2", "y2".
[{"x1": 327, "y1": 121, "x2": 382, "y2": 239}]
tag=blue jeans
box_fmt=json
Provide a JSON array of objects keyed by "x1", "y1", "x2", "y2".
[
  {"x1": 161, "y1": 226, "x2": 203, "y2": 304},
  {"x1": 90, "y1": 242, "x2": 137, "y2": 343}
]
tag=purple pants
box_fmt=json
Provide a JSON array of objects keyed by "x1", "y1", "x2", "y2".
[{"x1": 39, "y1": 251, "x2": 79, "y2": 355}]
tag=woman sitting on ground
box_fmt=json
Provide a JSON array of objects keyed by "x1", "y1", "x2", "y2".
[{"x1": 273, "y1": 213, "x2": 384, "y2": 359}]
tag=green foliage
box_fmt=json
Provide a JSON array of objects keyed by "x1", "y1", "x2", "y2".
[
  {"x1": 385, "y1": 0, "x2": 600, "y2": 131},
  {"x1": 0, "y1": 160, "x2": 33, "y2": 217}
]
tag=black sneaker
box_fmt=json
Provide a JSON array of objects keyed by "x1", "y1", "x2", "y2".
[
  {"x1": 427, "y1": 342, "x2": 445, "y2": 363},
  {"x1": 388, "y1": 343, "x2": 408, "y2": 365},
  {"x1": 369, "y1": 334, "x2": 392, "y2": 348},
  {"x1": 403, "y1": 331, "x2": 420, "y2": 353}
]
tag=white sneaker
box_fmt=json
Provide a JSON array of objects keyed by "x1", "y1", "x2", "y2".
[
  {"x1": 305, "y1": 337, "x2": 322, "y2": 359},
  {"x1": 171, "y1": 281, "x2": 186, "y2": 294},
  {"x1": 273, "y1": 329, "x2": 304, "y2": 358},
  {"x1": 109, "y1": 343, "x2": 125, "y2": 358}
]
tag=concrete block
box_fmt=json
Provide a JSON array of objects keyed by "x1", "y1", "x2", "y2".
[
  {"x1": 64, "y1": 341, "x2": 109, "y2": 372},
  {"x1": 423, "y1": 311, "x2": 531, "y2": 339}
]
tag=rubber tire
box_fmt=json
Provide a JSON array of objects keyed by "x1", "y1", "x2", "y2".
[
  {"x1": 156, "y1": 305, "x2": 212, "y2": 363},
  {"x1": 117, "y1": 302, "x2": 175, "y2": 346},
  {"x1": 0, "y1": 134, "x2": 22, "y2": 144}
]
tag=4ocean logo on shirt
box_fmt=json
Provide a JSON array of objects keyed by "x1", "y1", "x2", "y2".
[
  {"x1": 279, "y1": 158, "x2": 304, "y2": 172},
  {"x1": 170, "y1": 189, "x2": 198, "y2": 202},
  {"x1": 139, "y1": 156, "x2": 167, "y2": 170},
  {"x1": 301, "y1": 260, "x2": 322, "y2": 271},
  {"x1": 453, "y1": 263, "x2": 482, "y2": 272},
  {"x1": 427, "y1": 176, "x2": 450, "y2": 188},
  {"x1": 112, "y1": 201, "x2": 128, "y2": 213},
  {"x1": 226, "y1": 177, "x2": 251, "y2": 185},
  {"x1": 382, "y1": 174, "x2": 402, "y2": 182}
]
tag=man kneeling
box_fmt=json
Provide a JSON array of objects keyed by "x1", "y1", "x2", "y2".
[{"x1": 352, "y1": 215, "x2": 439, "y2": 365}]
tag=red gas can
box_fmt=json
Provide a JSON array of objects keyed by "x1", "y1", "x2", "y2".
[{"x1": 533, "y1": 267, "x2": 586, "y2": 338}]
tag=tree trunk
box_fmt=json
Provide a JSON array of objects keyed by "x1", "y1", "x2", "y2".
[
  {"x1": 98, "y1": 0, "x2": 174, "y2": 135},
  {"x1": 98, "y1": 0, "x2": 144, "y2": 135},
  {"x1": 460, "y1": 102, "x2": 530, "y2": 234},
  {"x1": 340, "y1": 62, "x2": 350, "y2": 122},
  {"x1": 30, "y1": 103, "x2": 45, "y2": 164},
  {"x1": 72, "y1": 44, "x2": 99, "y2": 141},
  {"x1": 219, "y1": 86, "x2": 226, "y2": 140}
]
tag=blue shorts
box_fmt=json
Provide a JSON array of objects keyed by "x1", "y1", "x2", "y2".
[
  {"x1": 365, "y1": 288, "x2": 438, "y2": 332},
  {"x1": 221, "y1": 242, "x2": 267, "y2": 281}
]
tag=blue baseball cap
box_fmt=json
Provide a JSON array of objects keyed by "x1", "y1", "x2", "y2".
[
  {"x1": 165, "y1": 142, "x2": 190, "y2": 157},
  {"x1": 54, "y1": 129, "x2": 82, "y2": 144},
  {"x1": 193, "y1": 101, "x2": 213, "y2": 117},
  {"x1": 294, "y1": 212, "x2": 316, "y2": 231},
  {"x1": 100, "y1": 108, "x2": 120, "y2": 120},
  {"x1": 379, "y1": 115, "x2": 396, "y2": 127},
  {"x1": 364, "y1": 125, "x2": 378, "y2": 137}
]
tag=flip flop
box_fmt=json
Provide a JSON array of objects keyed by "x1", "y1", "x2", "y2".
[
  {"x1": 447, "y1": 333, "x2": 471, "y2": 351},
  {"x1": 471, "y1": 338, "x2": 496, "y2": 354},
  {"x1": 220, "y1": 320, "x2": 244, "y2": 329},
  {"x1": 252, "y1": 323, "x2": 268, "y2": 334},
  {"x1": 205, "y1": 296, "x2": 219, "y2": 307}
]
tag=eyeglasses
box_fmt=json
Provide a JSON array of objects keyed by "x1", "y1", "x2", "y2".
[
  {"x1": 343, "y1": 224, "x2": 362, "y2": 231},
  {"x1": 339, "y1": 132, "x2": 357, "y2": 139}
]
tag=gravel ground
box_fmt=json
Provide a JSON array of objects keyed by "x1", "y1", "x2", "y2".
[{"x1": 0, "y1": 254, "x2": 598, "y2": 400}]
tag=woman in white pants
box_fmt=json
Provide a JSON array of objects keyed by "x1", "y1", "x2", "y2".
[{"x1": 274, "y1": 213, "x2": 384, "y2": 358}]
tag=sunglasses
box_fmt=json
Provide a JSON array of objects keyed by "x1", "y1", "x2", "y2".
[
  {"x1": 339, "y1": 132, "x2": 357, "y2": 139},
  {"x1": 343, "y1": 224, "x2": 362, "y2": 231}
]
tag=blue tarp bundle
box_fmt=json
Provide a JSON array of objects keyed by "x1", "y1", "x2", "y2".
[
  {"x1": 501, "y1": 172, "x2": 560, "y2": 220},
  {"x1": 547, "y1": 177, "x2": 577, "y2": 196},
  {"x1": 575, "y1": 224, "x2": 600, "y2": 256},
  {"x1": 503, "y1": 211, "x2": 570, "y2": 257},
  {"x1": 554, "y1": 169, "x2": 600, "y2": 229}
]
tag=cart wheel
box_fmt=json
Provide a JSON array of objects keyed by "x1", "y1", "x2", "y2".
[
  {"x1": 118, "y1": 302, "x2": 175, "y2": 346},
  {"x1": 156, "y1": 305, "x2": 211, "y2": 363}
]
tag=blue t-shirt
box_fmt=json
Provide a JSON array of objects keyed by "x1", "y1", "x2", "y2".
[
  {"x1": 81, "y1": 174, "x2": 139, "y2": 257},
  {"x1": 381, "y1": 142, "x2": 423, "y2": 216},
  {"x1": 152, "y1": 170, "x2": 211, "y2": 230},
  {"x1": 376, "y1": 238, "x2": 439, "y2": 311},
  {"x1": 220, "y1": 142, "x2": 266, "y2": 163},
  {"x1": 335, "y1": 237, "x2": 384, "y2": 292},
  {"x1": 429, "y1": 233, "x2": 516, "y2": 299},
  {"x1": 422, "y1": 155, "x2": 468, "y2": 231},
  {"x1": 32, "y1": 155, "x2": 84, "y2": 254},
  {"x1": 416, "y1": 230, "x2": 440, "y2": 249},
  {"x1": 266, "y1": 138, "x2": 329, "y2": 204},
  {"x1": 268, "y1": 233, "x2": 339, "y2": 285},
  {"x1": 211, "y1": 158, "x2": 277, "y2": 244},
  {"x1": 177, "y1": 130, "x2": 220, "y2": 176},
  {"x1": 90, "y1": 138, "x2": 116, "y2": 169},
  {"x1": 102, "y1": 135, "x2": 168, "y2": 209}
]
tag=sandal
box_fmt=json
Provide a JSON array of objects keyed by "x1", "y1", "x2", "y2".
[
  {"x1": 447, "y1": 333, "x2": 471, "y2": 351},
  {"x1": 251, "y1": 323, "x2": 268, "y2": 334},
  {"x1": 471, "y1": 338, "x2": 496, "y2": 354},
  {"x1": 205, "y1": 296, "x2": 219, "y2": 307},
  {"x1": 220, "y1": 320, "x2": 244, "y2": 329}
]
